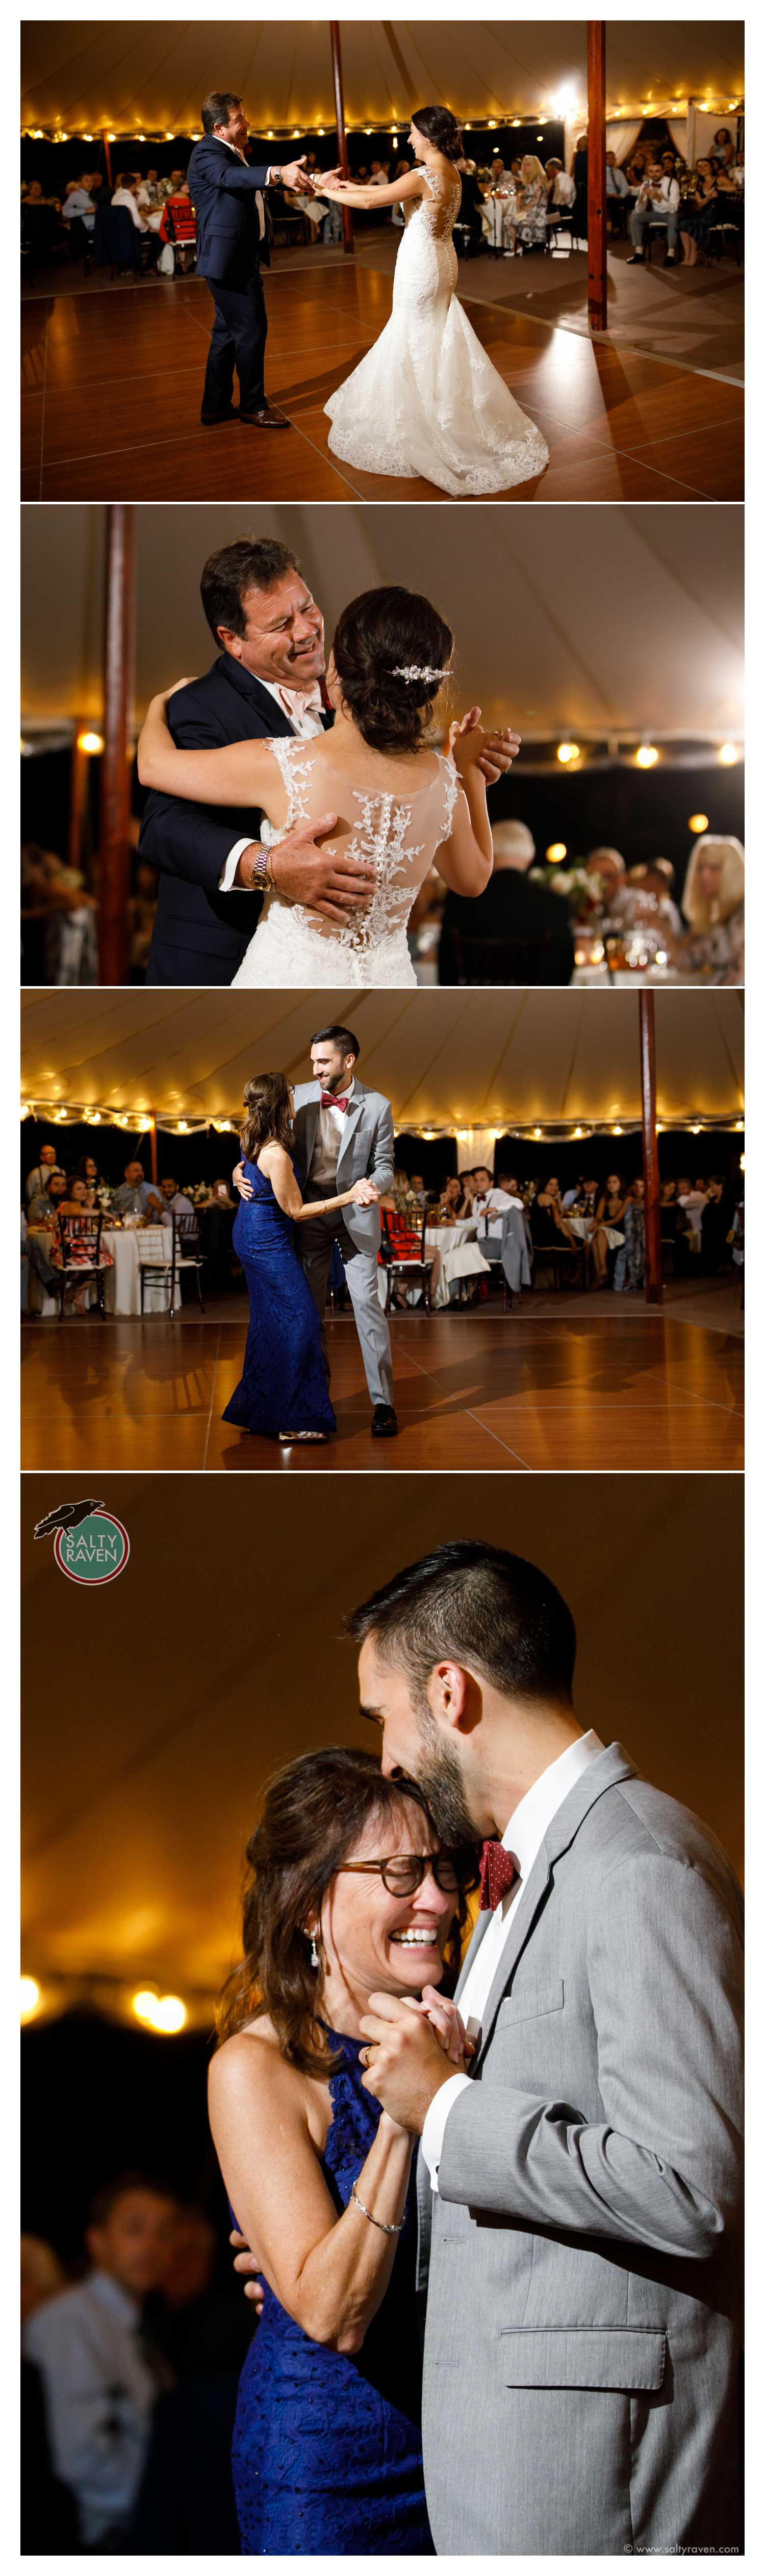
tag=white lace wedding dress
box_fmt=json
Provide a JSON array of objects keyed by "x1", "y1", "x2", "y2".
[
  {"x1": 231, "y1": 734, "x2": 461, "y2": 989},
  {"x1": 325, "y1": 167, "x2": 549, "y2": 496}
]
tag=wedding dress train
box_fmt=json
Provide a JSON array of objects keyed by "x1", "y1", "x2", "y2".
[
  {"x1": 231, "y1": 734, "x2": 460, "y2": 989},
  {"x1": 325, "y1": 167, "x2": 548, "y2": 497}
]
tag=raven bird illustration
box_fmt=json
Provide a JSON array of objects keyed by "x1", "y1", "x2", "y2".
[{"x1": 34, "y1": 1499, "x2": 106, "y2": 1540}]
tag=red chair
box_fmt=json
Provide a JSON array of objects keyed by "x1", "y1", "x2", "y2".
[
  {"x1": 379, "y1": 1208, "x2": 432, "y2": 1312},
  {"x1": 161, "y1": 195, "x2": 197, "y2": 272}
]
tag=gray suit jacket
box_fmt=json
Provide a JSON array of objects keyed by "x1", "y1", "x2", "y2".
[
  {"x1": 416, "y1": 1741, "x2": 743, "y2": 2554},
  {"x1": 293, "y1": 1080, "x2": 394, "y2": 1254}
]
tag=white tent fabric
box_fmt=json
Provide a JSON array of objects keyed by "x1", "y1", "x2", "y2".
[
  {"x1": 20, "y1": 20, "x2": 744, "y2": 135},
  {"x1": 20, "y1": 505, "x2": 744, "y2": 742},
  {"x1": 20, "y1": 989, "x2": 745, "y2": 1132}
]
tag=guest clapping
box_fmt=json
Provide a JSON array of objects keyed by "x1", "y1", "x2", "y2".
[
  {"x1": 530, "y1": 1178, "x2": 580, "y2": 1252},
  {"x1": 590, "y1": 1173, "x2": 627, "y2": 1284},
  {"x1": 628, "y1": 161, "x2": 680, "y2": 264},
  {"x1": 675, "y1": 836, "x2": 744, "y2": 985}
]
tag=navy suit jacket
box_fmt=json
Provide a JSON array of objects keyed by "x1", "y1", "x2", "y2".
[
  {"x1": 140, "y1": 656, "x2": 332, "y2": 987},
  {"x1": 187, "y1": 137, "x2": 270, "y2": 286}
]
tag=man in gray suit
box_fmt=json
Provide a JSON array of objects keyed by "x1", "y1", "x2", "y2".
[
  {"x1": 236, "y1": 1024, "x2": 398, "y2": 1436},
  {"x1": 349, "y1": 1540, "x2": 744, "y2": 2555}
]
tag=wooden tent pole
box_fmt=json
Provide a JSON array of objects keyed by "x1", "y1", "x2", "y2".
[
  {"x1": 329, "y1": 21, "x2": 354, "y2": 253},
  {"x1": 97, "y1": 505, "x2": 135, "y2": 988},
  {"x1": 639, "y1": 994, "x2": 663, "y2": 1305},
  {"x1": 586, "y1": 20, "x2": 607, "y2": 332},
  {"x1": 67, "y1": 721, "x2": 88, "y2": 878},
  {"x1": 148, "y1": 1118, "x2": 159, "y2": 1188},
  {"x1": 101, "y1": 128, "x2": 113, "y2": 187}
]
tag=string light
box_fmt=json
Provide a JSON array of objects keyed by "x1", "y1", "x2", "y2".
[
  {"x1": 719, "y1": 743, "x2": 739, "y2": 765},
  {"x1": 688, "y1": 814, "x2": 709, "y2": 833},
  {"x1": 20, "y1": 1976, "x2": 41, "y2": 2023},
  {"x1": 76, "y1": 729, "x2": 104, "y2": 755},
  {"x1": 557, "y1": 742, "x2": 579, "y2": 764},
  {"x1": 635, "y1": 744, "x2": 658, "y2": 768},
  {"x1": 132, "y1": 1989, "x2": 187, "y2": 2033},
  {"x1": 546, "y1": 842, "x2": 567, "y2": 861}
]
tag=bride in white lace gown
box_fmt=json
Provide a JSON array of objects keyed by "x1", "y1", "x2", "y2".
[
  {"x1": 322, "y1": 107, "x2": 549, "y2": 497},
  {"x1": 137, "y1": 586, "x2": 501, "y2": 990}
]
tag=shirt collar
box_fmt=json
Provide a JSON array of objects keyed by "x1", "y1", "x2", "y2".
[
  {"x1": 257, "y1": 671, "x2": 324, "y2": 728},
  {"x1": 500, "y1": 1730, "x2": 604, "y2": 1883},
  {"x1": 88, "y1": 2270, "x2": 142, "y2": 2327}
]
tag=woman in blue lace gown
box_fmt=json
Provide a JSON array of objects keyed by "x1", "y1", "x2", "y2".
[
  {"x1": 209, "y1": 1748, "x2": 478, "y2": 2555},
  {"x1": 223, "y1": 1074, "x2": 377, "y2": 1444}
]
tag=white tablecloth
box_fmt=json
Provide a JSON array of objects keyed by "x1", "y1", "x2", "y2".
[
  {"x1": 572, "y1": 965, "x2": 680, "y2": 989},
  {"x1": 27, "y1": 1227, "x2": 171, "y2": 1316}
]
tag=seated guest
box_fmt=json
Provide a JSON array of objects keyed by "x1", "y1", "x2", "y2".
[
  {"x1": 732, "y1": 149, "x2": 745, "y2": 189},
  {"x1": 590, "y1": 1173, "x2": 627, "y2": 1284},
  {"x1": 61, "y1": 173, "x2": 96, "y2": 237},
  {"x1": 160, "y1": 168, "x2": 188, "y2": 201},
  {"x1": 675, "y1": 1176, "x2": 708, "y2": 1242},
  {"x1": 624, "y1": 147, "x2": 651, "y2": 203},
  {"x1": 57, "y1": 1175, "x2": 99, "y2": 1215},
  {"x1": 26, "y1": 1143, "x2": 64, "y2": 1202},
  {"x1": 160, "y1": 1176, "x2": 194, "y2": 1223},
  {"x1": 679, "y1": 160, "x2": 720, "y2": 265},
  {"x1": 113, "y1": 1159, "x2": 165, "y2": 1219},
  {"x1": 675, "y1": 835, "x2": 744, "y2": 986},
  {"x1": 709, "y1": 126, "x2": 736, "y2": 171},
  {"x1": 407, "y1": 1173, "x2": 427, "y2": 1210},
  {"x1": 700, "y1": 1175, "x2": 733, "y2": 1275},
  {"x1": 569, "y1": 1176, "x2": 599, "y2": 1219},
  {"x1": 75, "y1": 1152, "x2": 105, "y2": 1196},
  {"x1": 530, "y1": 1178, "x2": 580, "y2": 1252},
  {"x1": 469, "y1": 1167, "x2": 524, "y2": 1263},
  {"x1": 141, "y1": 169, "x2": 163, "y2": 209},
  {"x1": 583, "y1": 845, "x2": 628, "y2": 916},
  {"x1": 660, "y1": 1178, "x2": 677, "y2": 1204},
  {"x1": 438, "y1": 821, "x2": 575, "y2": 986},
  {"x1": 516, "y1": 156, "x2": 548, "y2": 249},
  {"x1": 23, "y1": 2173, "x2": 179, "y2": 2553},
  {"x1": 110, "y1": 175, "x2": 161, "y2": 266},
  {"x1": 455, "y1": 155, "x2": 486, "y2": 245},
  {"x1": 624, "y1": 859, "x2": 682, "y2": 935},
  {"x1": 434, "y1": 1175, "x2": 468, "y2": 1223},
  {"x1": 546, "y1": 158, "x2": 575, "y2": 209},
  {"x1": 27, "y1": 1169, "x2": 70, "y2": 1225},
  {"x1": 628, "y1": 161, "x2": 680, "y2": 264}
]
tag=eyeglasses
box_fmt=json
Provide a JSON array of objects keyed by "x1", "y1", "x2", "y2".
[{"x1": 337, "y1": 1853, "x2": 476, "y2": 1896}]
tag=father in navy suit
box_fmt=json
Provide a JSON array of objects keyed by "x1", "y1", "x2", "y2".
[
  {"x1": 139, "y1": 535, "x2": 378, "y2": 986},
  {"x1": 188, "y1": 92, "x2": 311, "y2": 429}
]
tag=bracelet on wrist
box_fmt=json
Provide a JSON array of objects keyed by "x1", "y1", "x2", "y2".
[{"x1": 351, "y1": 2182, "x2": 405, "y2": 2236}]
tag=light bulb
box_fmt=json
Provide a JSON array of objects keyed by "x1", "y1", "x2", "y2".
[
  {"x1": 688, "y1": 814, "x2": 709, "y2": 834},
  {"x1": 546, "y1": 842, "x2": 567, "y2": 861},
  {"x1": 636, "y1": 744, "x2": 658, "y2": 768},
  {"x1": 21, "y1": 1976, "x2": 41, "y2": 2023},
  {"x1": 557, "y1": 741, "x2": 579, "y2": 764},
  {"x1": 719, "y1": 743, "x2": 738, "y2": 765},
  {"x1": 77, "y1": 729, "x2": 104, "y2": 755}
]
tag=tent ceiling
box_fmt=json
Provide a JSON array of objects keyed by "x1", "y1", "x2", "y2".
[
  {"x1": 21, "y1": 1475, "x2": 744, "y2": 1993},
  {"x1": 21, "y1": 20, "x2": 744, "y2": 132},
  {"x1": 20, "y1": 505, "x2": 744, "y2": 740},
  {"x1": 20, "y1": 989, "x2": 745, "y2": 1129}
]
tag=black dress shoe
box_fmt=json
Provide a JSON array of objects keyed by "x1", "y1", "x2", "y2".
[
  {"x1": 200, "y1": 407, "x2": 239, "y2": 425},
  {"x1": 371, "y1": 1403, "x2": 398, "y2": 1437},
  {"x1": 239, "y1": 402, "x2": 290, "y2": 428}
]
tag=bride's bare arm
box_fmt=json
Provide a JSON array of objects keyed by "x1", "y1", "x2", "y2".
[
  {"x1": 137, "y1": 689, "x2": 278, "y2": 806},
  {"x1": 434, "y1": 715, "x2": 494, "y2": 896},
  {"x1": 209, "y1": 2033, "x2": 412, "y2": 2352},
  {"x1": 259, "y1": 1143, "x2": 376, "y2": 1222},
  {"x1": 322, "y1": 169, "x2": 425, "y2": 212}
]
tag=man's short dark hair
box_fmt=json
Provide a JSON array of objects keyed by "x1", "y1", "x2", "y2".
[
  {"x1": 200, "y1": 538, "x2": 302, "y2": 643},
  {"x1": 88, "y1": 2170, "x2": 176, "y2": 2230},
  {"x1": 201, "y1": 91, "x2": 243, "y2": 136},
  {"x1": 347, "y1": 1539, "x2": 576, "y2": 1708},
  {"x1": 311, "y1": 1025, "x2": 361, "y2": 1061}
]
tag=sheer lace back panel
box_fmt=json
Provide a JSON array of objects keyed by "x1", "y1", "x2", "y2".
[
  {"x1": 260, "y1": 734, "x2": 460, "y2": 958},
  {"x1": 415, "y1": 164, "x2": 462, "y2": 241}
]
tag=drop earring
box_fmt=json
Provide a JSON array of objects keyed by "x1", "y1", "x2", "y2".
[{"x1": 311, "y1": 1935, "x2": 319, "y2": 1970}]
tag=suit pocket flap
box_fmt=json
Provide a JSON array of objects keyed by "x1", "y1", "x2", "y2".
[
  {"x1": 499, "y1": 2329, "x2": 667, "y2": 2391},
  {"x1": 494, "y1": 1980, "x2": 565, "y2": 2030}
]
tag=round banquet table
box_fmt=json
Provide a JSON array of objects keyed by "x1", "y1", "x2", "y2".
[
  {"x1": 375, "y1": 1217, "x2": 491, "y2": 1310},
  {"x1": 26, "y1": 1226, "x2": 171, "y2": 1317}
]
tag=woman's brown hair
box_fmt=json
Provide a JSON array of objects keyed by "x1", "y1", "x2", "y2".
[
  {"x1": 240, "y1": 1073, "x2": 293, "y2": 1163},
  {"x1": 216, "y1": 1746, "x2": 476, "y2": 2074}
]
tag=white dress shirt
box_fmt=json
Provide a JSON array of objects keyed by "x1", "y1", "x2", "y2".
[
  {"x1": 218, "y1": 678, "x2": 325, "y2": 892},
  {"x1": 421, "y1": 1729, "x2": 605, "y2": 2189},
  {"x1": 308, "y1": 1075, "x2": 356, "y2": 1191},
  {"x1": 471, "y1": 1187, "x2": 523, "y2": 1239},
  {"x1": 23, "y1": 2270, "x2": 157, "y2": 2545},
  {"x1": 111, "y1": 187, "x2": 146, "y2": 230},
  {"x1": 636, "y1": 175, "x2": 680, "y2": 214}
]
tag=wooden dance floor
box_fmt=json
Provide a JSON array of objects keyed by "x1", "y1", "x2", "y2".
[
  {"x1": 21, "y1": 263, "x2": 744, "y2": 502},
  {"x1": 21, "y1": 1296, "x2": 744, "y2": 1473}
]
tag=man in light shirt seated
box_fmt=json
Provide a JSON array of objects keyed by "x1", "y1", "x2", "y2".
[
  {"x1": 61, "y1": 174, "x2": 96, "y2": 236},
  {"x1": 628, "y1": 160, "x2": 680, "y2": 263},
  {"x1": 23, "y1": 2172, "x2": 178, "y2": 2551},
  {"x1": 467, "y1": 1165, "x2": 523, "y2": 1261},
  {"x1": 112, "y1": 1161, "x2": 166, "y2": 1221},
  {"x1": 110, "y1": 174, "x2": 161, "y2": 266},
  {"x1": 605, "y1": 150, "x2": 629, "y2": 199},
  {"x1": 160, "y1": 1176, "x2": 195, "y2": 1224}
]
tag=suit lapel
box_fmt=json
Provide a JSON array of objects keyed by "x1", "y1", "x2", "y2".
[
  {"x1": 336, "y1": 1081, "x2": 366, "y2": 1173},
  {"x1": 471, "y1": 1743, "x2": 636, "y2": 2072},
  {"x1": 219, "y1": 658, "x2": 298, "y2": 738}
]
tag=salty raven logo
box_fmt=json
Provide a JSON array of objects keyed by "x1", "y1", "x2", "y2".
[{"x1": 34, "y1": 1501, "x2": 130, "y2": 1584}]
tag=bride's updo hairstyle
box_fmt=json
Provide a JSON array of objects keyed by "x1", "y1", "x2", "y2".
[
  {"x1": 216, "y1": 1746, "x2": 475, "y2": 2072},
  {"x1": 412, "y1": 105, "x2": 464, "y2": 162},
  {"x1": 240, "y1": 1072, "x2": 293, "y2": 1161},
  {"x1": 333, "y1": 585, "x2": 454, "y2": 755}
]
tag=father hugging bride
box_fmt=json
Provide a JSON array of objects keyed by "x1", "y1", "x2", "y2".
[{"x1": 137, "y1": 535, "x2": 519, "y2": 990}]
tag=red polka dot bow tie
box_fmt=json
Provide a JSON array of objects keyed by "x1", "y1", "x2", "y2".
[
  {"x1": 478, "y1": 1840, "x2": 518, "y2": 1911},
  {"x1": 320, "y1": 1092, "x2": 349, "y2": 1111}
]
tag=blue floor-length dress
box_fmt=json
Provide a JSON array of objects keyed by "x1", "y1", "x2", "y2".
[
  {"x1": 231, "y1": 2025, "x2": 434, "y2": 2554},
  {"x1": 223, "y1": 1156, "x2": 336, "y2": 1440}
]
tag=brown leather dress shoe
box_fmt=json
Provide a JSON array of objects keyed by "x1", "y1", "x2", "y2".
[{"x1": 239, "y1": 403, "x2": 290, "y2": 428}]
